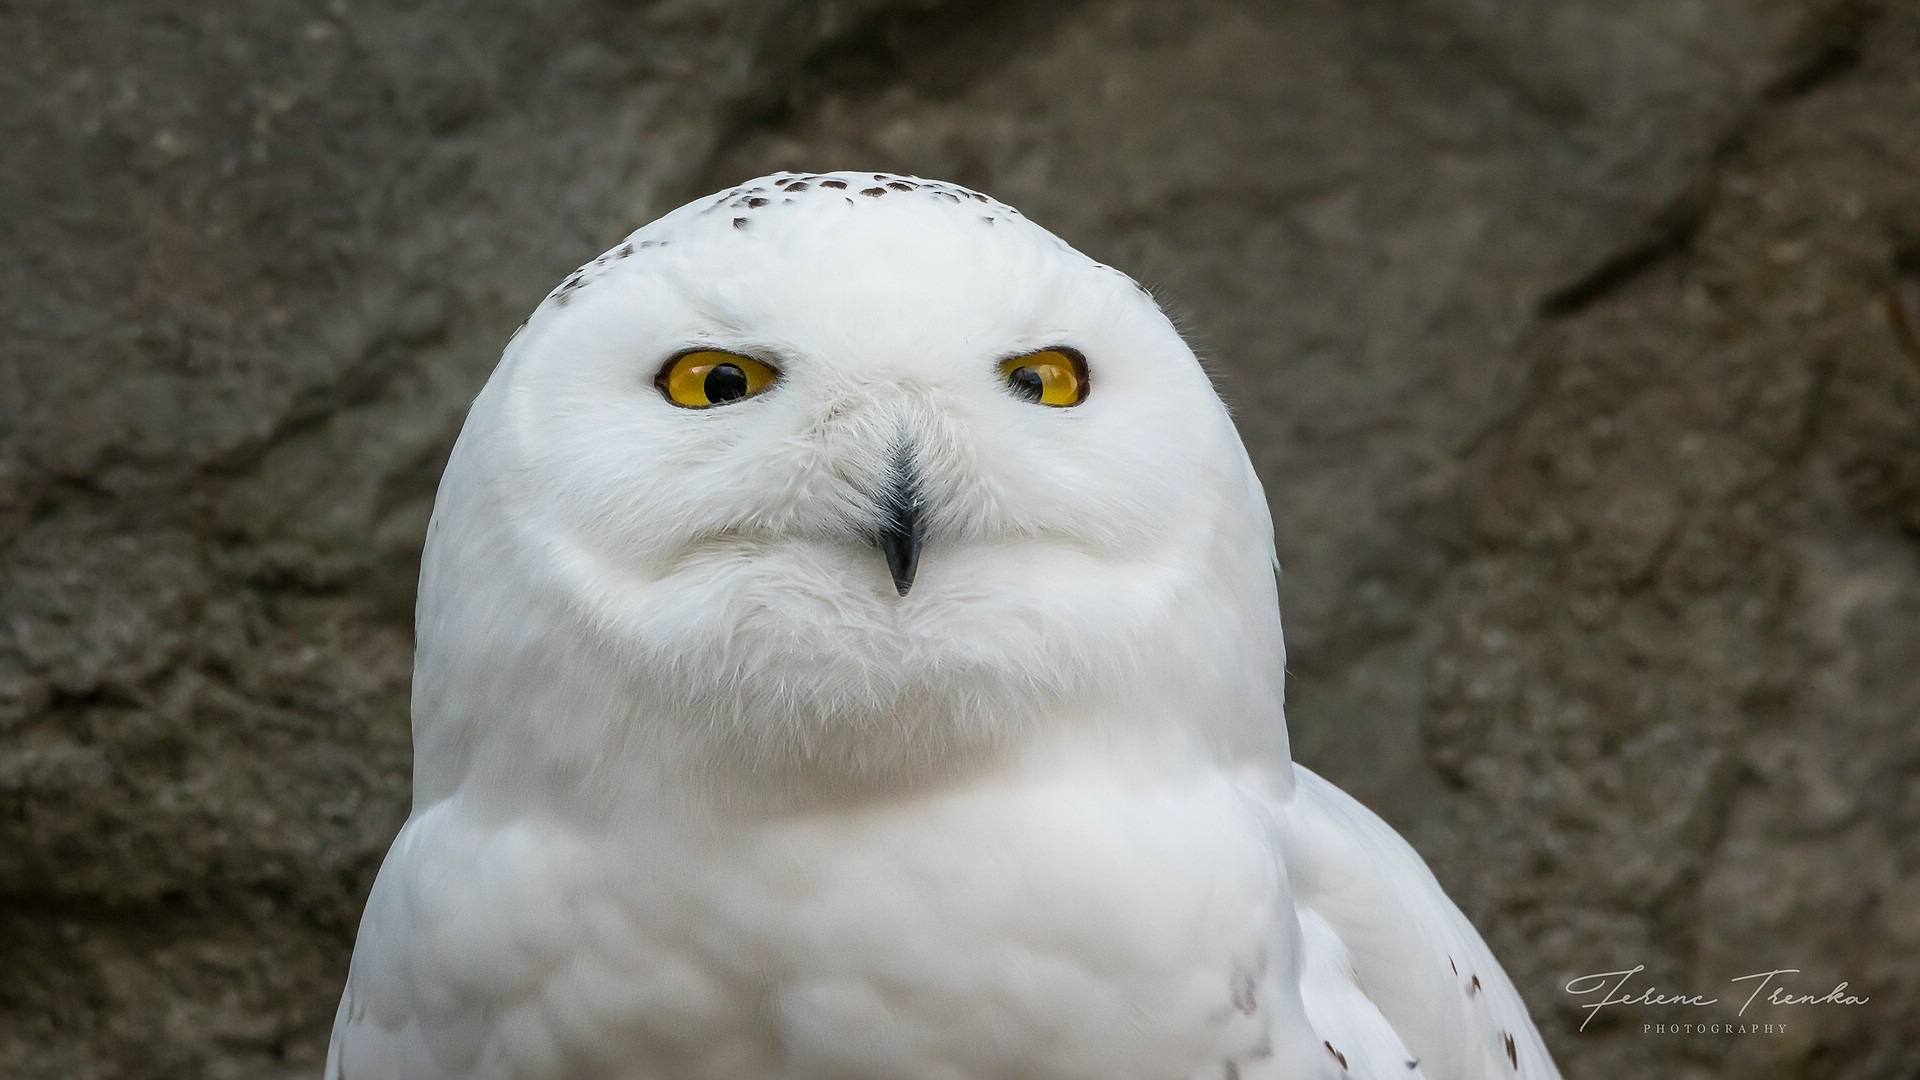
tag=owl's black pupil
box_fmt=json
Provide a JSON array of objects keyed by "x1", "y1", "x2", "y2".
[
  {"x1": 704, "y1": 363, "x2": 749, "y2": 402},
  {"x1": 1008, "y1": 366, "x2": 1044, "y2": 401}
]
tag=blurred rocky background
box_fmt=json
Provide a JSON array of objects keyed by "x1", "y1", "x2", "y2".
[{"x1": 4, "y1": 0, "x2": 1918, "y2": 1076}]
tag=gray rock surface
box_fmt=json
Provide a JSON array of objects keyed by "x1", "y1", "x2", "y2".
[{"x1": 3, "y1": 0, "x2": 1914, "y2": 1076}]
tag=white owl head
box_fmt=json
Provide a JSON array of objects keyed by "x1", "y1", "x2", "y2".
[{"x1": 412, "y1": 173, "x2": 1288, "y2": 809}]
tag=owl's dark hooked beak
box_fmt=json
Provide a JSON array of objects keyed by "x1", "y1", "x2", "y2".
[{"x1": 874, "y1": 447, "x2": 924, "y2": 597}]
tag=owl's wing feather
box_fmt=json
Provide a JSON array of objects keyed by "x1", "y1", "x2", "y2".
[
  {"x1": 1281, "y1": 765, "x2": 1563, "y2": 1080},
  {"x1": 1292, "y1": 906, "x2": 1432, "y2": 1077},
  {"x1": 325, "y1": 803, "x2": 592, "y2": 1080}
]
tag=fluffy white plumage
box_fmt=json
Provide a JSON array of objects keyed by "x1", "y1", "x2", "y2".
[{"x1": 327, "y1": 171, "x2": 1562, "y2": 1080}]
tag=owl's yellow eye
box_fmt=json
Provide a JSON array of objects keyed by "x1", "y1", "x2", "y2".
[
  {"x1": 998, "y1": 348, "x2": 1088, "y2": 407},
  {"x1": 656, "y1": 350, "x2": 780, "y2": 408}
]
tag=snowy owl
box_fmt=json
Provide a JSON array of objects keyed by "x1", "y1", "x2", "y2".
[{"x1": 327, "y1": 171, "x2": 1562, "y2": 1080}]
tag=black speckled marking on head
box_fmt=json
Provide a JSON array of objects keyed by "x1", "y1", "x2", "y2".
[
  {"x1": 550, "y1": 269, "x2": 586, "y2": 306},
  {"x1": 1505, "y1": 1032, "x2": 1517, "y2": 1069},
  {"x1": 1448, "y1": 956, "x2": 1457, "y2": 975},
  {"x1": 546, "y1": 176, "x2": 1030, "y2": 310},
  {"x1": 1469, "y1": 975, "x2": 1481, "y2": 996},
  {"x1": 1324, "y1": 1041, "x2": 1348, "y2": 1070}
]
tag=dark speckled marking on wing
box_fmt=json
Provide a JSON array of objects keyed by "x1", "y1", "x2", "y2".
[{"x1": 1231, "y1": 970, "x2": 1258, "y2": 1015}]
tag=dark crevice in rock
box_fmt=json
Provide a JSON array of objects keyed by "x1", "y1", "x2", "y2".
[
  {"x1": 1536, "y1": 187, "x2": 1710, "y2": 317},
  {"x1": 1761, "y1": 1, "x2": 1874, "y2": 103},
  {"x1": 1538, "y1": 3, "x2": 1877, "y2": 319},
  {"x1": 1890, "y1": 238, "x2": 1920, "y2": 372},
  {"x1": 708, "y1": 0, "x2": 1091, "y2": 176}
]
